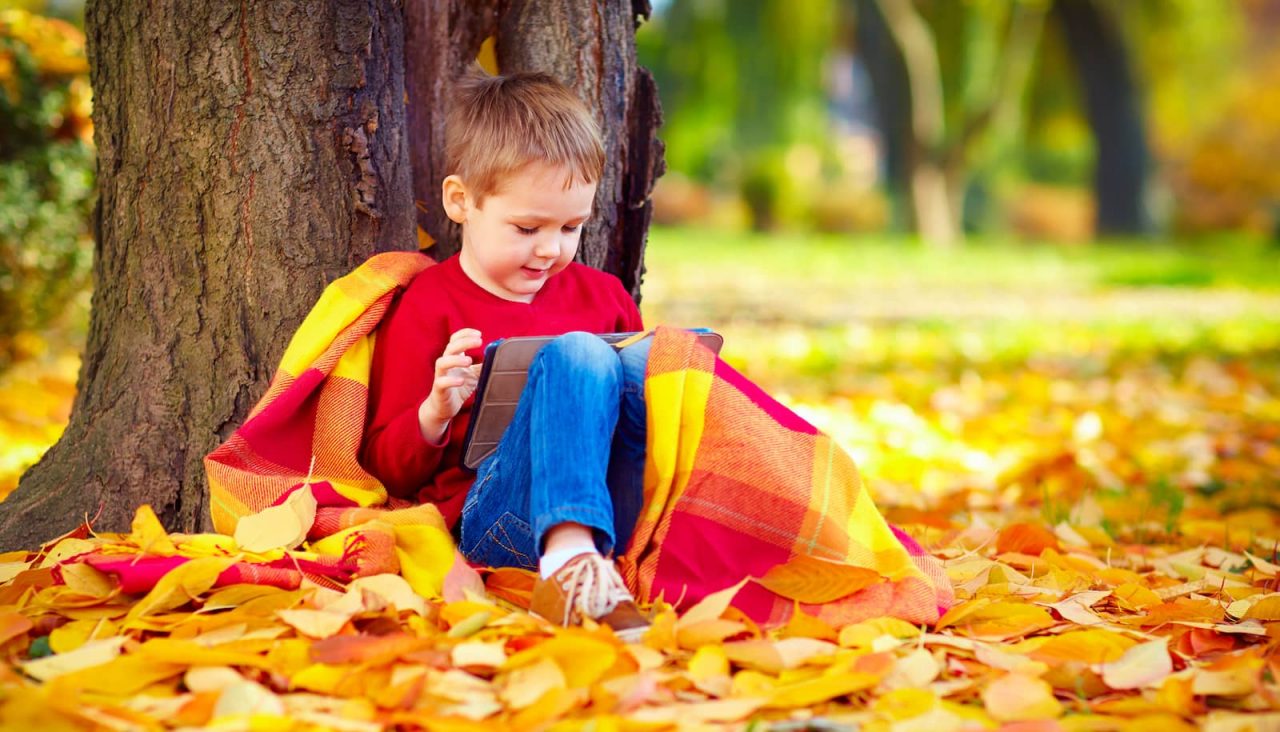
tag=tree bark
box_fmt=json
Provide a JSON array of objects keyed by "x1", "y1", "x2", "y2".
[
  {"x1": 403, "y1": 0, "x2": 664, "y2": 299},
  {"x1": 0, "y1": 0, "x2": 415, "y2": 550},
  {"x1": 1053, "y1": 0, "x2": 1150, "y2": 235}
]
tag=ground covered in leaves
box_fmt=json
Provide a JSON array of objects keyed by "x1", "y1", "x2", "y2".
[{"x1": 1, "y1": 232, "x2": 1278, "y2": 730}]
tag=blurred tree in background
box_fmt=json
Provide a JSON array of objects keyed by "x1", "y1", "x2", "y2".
[
  {"x1": 0, "y1": 8, "x2": 93, "y2": 369},
  {"x1": 639, "y1": 0, "x2": 1280, "y2": 244}
]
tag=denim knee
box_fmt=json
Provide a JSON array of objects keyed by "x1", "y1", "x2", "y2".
[{"x1": 535, "y1": 332, "x2": 622, "y2": 387}]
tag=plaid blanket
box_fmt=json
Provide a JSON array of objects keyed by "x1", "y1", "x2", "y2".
[
  {"x1": 200, "y1": 254, "x2": 950, "y2": 625},
  {"x1": 205, "y1": 251, "x2": 430, "y2": 529},
  {"x1": 200, "y1": 252, "x2": 478, "y2": 599},
  {"x1": 619, "y1": 327, "x2": 954, "y2": 626}
]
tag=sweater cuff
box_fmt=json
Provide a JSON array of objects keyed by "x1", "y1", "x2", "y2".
[{"x1": 385, "y1": 407, "x2": 448, "y2": 473}]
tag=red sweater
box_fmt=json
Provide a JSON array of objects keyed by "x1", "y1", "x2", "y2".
[{"x1": 361, "y1": 255, "x2": 644, "y2": 527}]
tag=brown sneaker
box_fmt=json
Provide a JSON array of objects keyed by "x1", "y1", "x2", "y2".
[{"x1": 529, "y1": 552, "x2": 650, "y2": 642}]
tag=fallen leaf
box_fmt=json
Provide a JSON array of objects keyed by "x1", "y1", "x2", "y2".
[
  {"x1": 276, "y1": 609, "x2": 351, "y2": 639},
  {"x1": 233, "y1": 485, "x2": 317, "y2": 553},
  {"x1": 997, "y1": 523, "x2": 1060, "y2": 556},
  {"x1": 982, "y1": 673, "x2": 1062, "y2": 722},
  {"x1": 21, "y1": 636, "x2": 128, "y2": 681},
  {"x1": 1100, "y1": 638, "x2": 1173, "y2": 690},
  {"x1": 124, "y1": 557, "x2": 235, "y2": 623},
  {"x1": 678, "y1": 578, "x2": 748, "y2": 628},
  {"x1": 756, "y1": 555, "x2": 882, "y2": 603},
  {"x1": 128, "y1": 505, "x2": 179, "y2": 556}
]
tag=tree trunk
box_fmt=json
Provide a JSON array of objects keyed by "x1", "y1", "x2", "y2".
[
  {"x1": 1053, "y1": 0, "x2": 1150, "y2": 235},
  {"x1": 873, "y1": 0, "x2": 959, "y2": 248},
  {"x1": 404, "y1": 0, "x2": 664, "y2": 299},
  {"x1": 0, "y1": 0, "x2": 416, "y2": 550}
]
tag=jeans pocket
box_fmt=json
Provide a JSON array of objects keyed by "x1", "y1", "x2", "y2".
[{"x1": 461, "y1": 511, "x2": 537, "y2": 570}]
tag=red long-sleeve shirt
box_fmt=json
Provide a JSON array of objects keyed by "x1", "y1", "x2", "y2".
[{"x1": 360, "y1": 255, "x2": 643, "y2": 527}]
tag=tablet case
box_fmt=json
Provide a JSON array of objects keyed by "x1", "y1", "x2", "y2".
[{"x1": 460, "y1": 331, "x2": 723, "y2": 470}]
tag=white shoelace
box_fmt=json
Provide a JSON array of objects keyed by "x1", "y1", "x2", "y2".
[{"x1": 557, "y1": 554, "x2": 635, "y2": 626}]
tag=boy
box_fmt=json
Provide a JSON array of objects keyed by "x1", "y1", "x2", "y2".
[{"x1": 361, "y1": 71, "x2": 651, "y2": 639}]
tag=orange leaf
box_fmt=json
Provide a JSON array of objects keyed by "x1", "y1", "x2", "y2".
[
  {"x1": 996, "y1": 523, "x2": 1060, "y2": 556},
  {"x1": 484, "y1": 567, "x2": 536, "y2": 609},
  {"x1": 956, "y1": 602, "x2": 1057, "y2": 640},
  {"x1": 756, "y1": 555, "x2": 882, "y2": 604},
  {"x1": 0, "y1": 611, "x2": 32, "y2": 646},
  {"x1": 310, "y1": 633, "x2": 431, "y2": 665},
  {"x1": 1244, "y1": 595, "x2": 1280, "y2": 621}
]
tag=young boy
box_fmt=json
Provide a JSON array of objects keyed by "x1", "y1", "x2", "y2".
[{"x1": 361, "y1": 71, "x2": 651, "y2": 639}]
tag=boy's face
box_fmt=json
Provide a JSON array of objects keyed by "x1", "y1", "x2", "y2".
[{"x1": 448, "y1": 162, "x2": 596, "y2": 303}]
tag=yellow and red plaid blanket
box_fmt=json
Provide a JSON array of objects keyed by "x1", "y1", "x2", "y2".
[
  {"x1": 619, "y1": 327, "x2": 953, "y2": 626},
  {"x1": 203, "y1": 254, "x2": 951, "y2": 625},
  {"x1": 203, "y1": 252, "x2": 479, "y2": 599}
]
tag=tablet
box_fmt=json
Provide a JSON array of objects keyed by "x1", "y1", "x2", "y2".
[{"x1": 460, "y1": 330, "x2": 724, "y2": 470}]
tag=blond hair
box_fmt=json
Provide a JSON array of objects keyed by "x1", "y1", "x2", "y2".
[{"x1": 445, "y1": 71, "x2": 605, "y2": 202}]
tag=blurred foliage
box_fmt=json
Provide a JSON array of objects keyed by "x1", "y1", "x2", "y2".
[
  {"x1": 638, "y1": 0, "x2": 850, "y2": 231},
  {"x1": 641, "y1": 0, "x2": 1280, "y2": 240},
  {"x1": 0, "y1": 8, "x2": 94, "y2": 370},
  {"x1": 641, "y1": 226, "x2": 1280, "y2": 516}
]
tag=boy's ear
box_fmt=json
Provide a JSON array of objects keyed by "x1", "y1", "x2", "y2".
[{"x1": 441, "y1": 175, "x2": 469, "y2": 224}]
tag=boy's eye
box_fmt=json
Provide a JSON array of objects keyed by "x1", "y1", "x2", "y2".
[
  {"x1": 515, "y1": 225, "x2": 538, "y2": 235},
  {"x1": 562, "y1": 224, "x2": 583, "y2": 234}
]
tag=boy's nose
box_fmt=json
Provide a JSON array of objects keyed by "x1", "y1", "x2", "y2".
[{"x1": 534, "y1": 236, "x2": 561, "y2": 259}]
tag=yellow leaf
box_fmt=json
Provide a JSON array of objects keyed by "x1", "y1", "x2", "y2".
[
  {"x1": 756, "y1": 555, "x2": 882, "y2": 604},
  {"x1": 501, "y1": 657, "x2": 566, "y2": 709},
  {"x1": 128, "y1": 505, "x2": 179, "y2": 556},
  {"x1": 48, "y1": 618, "x2": 115, "y2": 654},
  {"x1": 1113, "y1": 582, "x2": 1163, "y2": 610},
  {"x1": 676, "y1": 618, "x2": 748, "y2": 649},
  {"x1": 765, "y1": 670, "x2": 879, "y2": 708},
  {"x1": 505, "y1": 632, "x2": 617, "y2": 688},
  {"x1": 722, "y1": 640, "x2": 785, "y2": 674},
  {"x1": 276, "y1": 608, "x2": 350, "y2": 639},
  {"x1": 136, "y1": 638, "x2": 273, "y2": 669},
  {"x1": 628, "y1": 698, "x2": 764, "y2": 725},
  {"x1": 1100, "y1": 638, "x2": 1173, "y2": 690},
  {"x1": 981, "y1": 672, "x2": 1062, "y2": 722},
  {"x1": 21, "y1": 636, "x2": 128, "y2": 681},
  {"x1": 57, "y1": 562, "x2": 116, "y2": 599},
  {"x1": 184, "y1": 666, "x2": 246, "y2": 693},
  {"x1": 213, "y1": 680, "x2": 286, "y2": 717},
  {"x1": 416, "y1": 225, "x2": 436, "y2": 250},
  {"x1": 687, "y1": 644, "x2": 729, "y2": 681},
  {"x1": 345, "y1": 573, "x2": 428, "y2": 616},
  {"x1": 510, "y1": 687, "x2": 583, "y2": 729},
  {"x1": 955, "y1": 601, "x2": 1056, "y2": 640},
  {"x1": 36, "y1": 538, "x2": 97, "y2": 568},
  {"x1": 233, "y1": 486, "x2": 316, "y2": 552},
  {"x1": 54, "y1": 654, "x2": 185, "y2": 696},
  {"x1": 872, "y1": 687, "x2": 940, "y2": 721},
  {"x1": 1028, "y1": 629, "x2": 1136, "y2": 664},
  {"x1": 778, "y1": 603, "x2": 838, "y2": 641},
  {"x1": 1244, "y1": 594, "x2": 1280, "y2": 620},
  {"x1": 451, "y1": 639, "x2": 507, "y2": 670},
  {"x1": 837, "y1": 617, "x2": 922, "y2": 648},
  {"x1": 124, "y1": 557, "x2": 234, "y2": 624},
  {"x1": 678, "y1": 578, "x2": 748, "y2": 628},
  {"x1": 774, "y1": 638, "x2": 839, "y2": 669},
  {"x1": 882, "y1": 647, "x2": 940, "y2": 690}
]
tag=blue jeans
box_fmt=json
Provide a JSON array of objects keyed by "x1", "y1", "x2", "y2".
[{"x1": 457, "y1": 332, "x2": 650, "y2": 569}]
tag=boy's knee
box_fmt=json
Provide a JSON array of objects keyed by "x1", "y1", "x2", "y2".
[
  {"x1": 617, "y1": 337, "x2": 651, "y2": 387},
  {"x1": 539, "y1": 332, "x2": 620, "y2": 379}
]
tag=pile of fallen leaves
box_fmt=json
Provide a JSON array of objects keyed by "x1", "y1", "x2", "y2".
[{"x1": 1, "y1": 493, "x2": 1278, "y2": 730}]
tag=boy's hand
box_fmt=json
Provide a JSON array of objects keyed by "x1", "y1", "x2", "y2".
[{"x1": 418, "y1": 328, "x2": 483, "y2": 443}]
